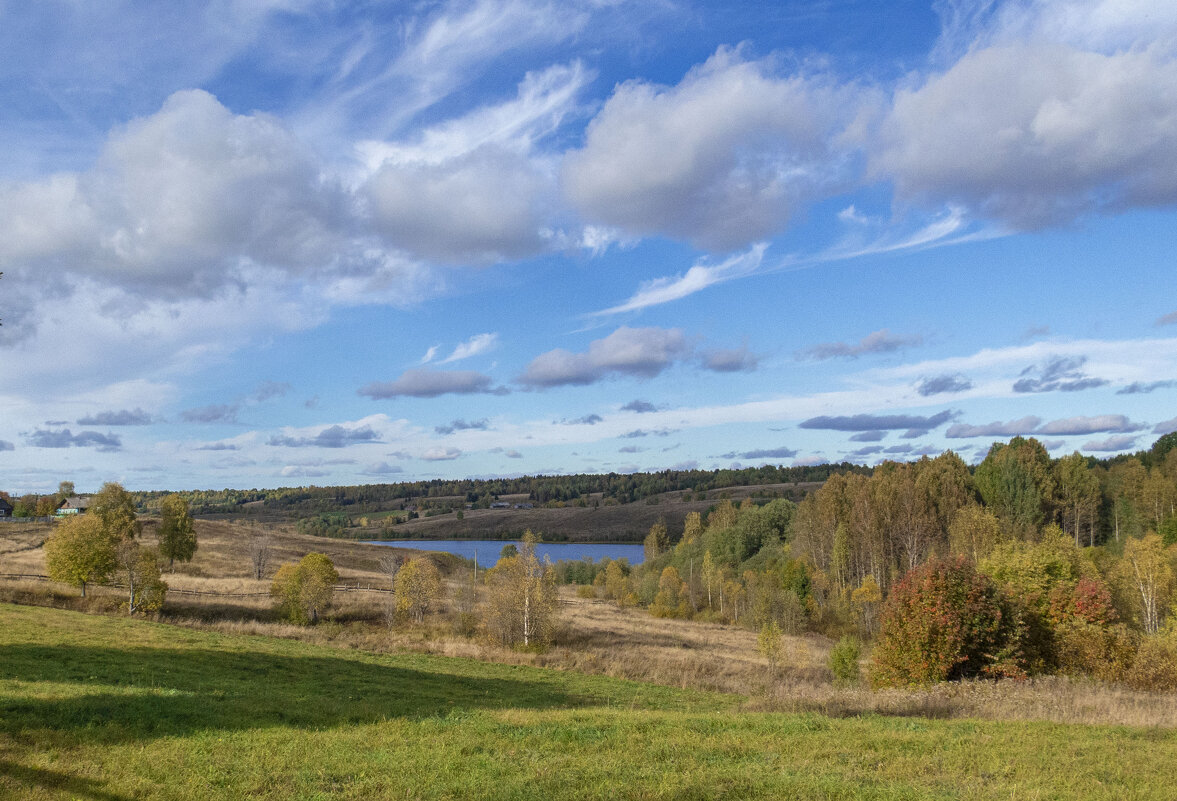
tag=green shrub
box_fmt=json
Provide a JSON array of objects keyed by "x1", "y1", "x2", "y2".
[
  {"x1": 829, "y1": 636, "x2": 861, "y2": 686},
  {"x1": 870, "y1": 556, "x2": 1026, "y2": 688},
  {"x1": 575, "y1": 584, "x2": 597, "y2": 599}
]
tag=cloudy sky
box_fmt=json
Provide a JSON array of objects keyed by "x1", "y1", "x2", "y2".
[{"x1": 1, "y1": 0, "x2": 1176, "y2": 493}]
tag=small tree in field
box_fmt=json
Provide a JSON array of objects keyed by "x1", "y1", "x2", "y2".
[
  {"x1": 157, "y1": 494, "x2": 197, "y2": 568},
  {"x1": 248, "y1": 528, "x2": 272, "y2": 580},
  {"x1": 45, "y1": 514, "x2": 118, "y2": 597},
  {"x1": 116, "y1": 540, "x2": 168, "y2": 615},
  {"x1": 484, "y1": 531, "x2": 557, "y2": 647},
  {"x1": 90, "y1": 482, "x2": 141, "y2": 541},
  {"x1": 870, "y1": 556, "x2": 1026, "y2": 688},
  {"x1": 271, "y1": 553, "x2": 339, "y2": 625},
  {"x1": 757, "y1": 620, "x2": 784, "y2": 677},
  {"x1": 393, "y1": 557, "x2": 442, "y2": 624}
]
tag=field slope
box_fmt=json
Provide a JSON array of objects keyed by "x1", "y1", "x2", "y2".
[{"x1": 1, "y1": 603, "x2": 1175, "y2": 800}]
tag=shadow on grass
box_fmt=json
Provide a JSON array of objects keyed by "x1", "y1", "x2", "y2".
[
  {"x1": 0, "y1": 643, "x2": 584, "y2": 748},
  {"x1": 0, "y1": 760, "x2": 133, "y2": 801}
]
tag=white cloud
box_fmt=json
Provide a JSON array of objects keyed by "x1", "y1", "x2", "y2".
[
  {"x1": 0, "y1": 90, "x2": 352, "y2": 296},
  {"x1": 421, "y1": 446, "x2": 463, "y2": 461},
  {"x1": 876, "y1": 42, "x2": 1177, "y2": 227},
  {"x1": 563, "y1": 47, "x2": 862, "y2": 249},
  {"x1": 364, "y1": 147, "x2": 551, "y2": 264}
]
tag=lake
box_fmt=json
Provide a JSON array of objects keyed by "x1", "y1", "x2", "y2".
[{"x1": 365, "y1": 539, "x2": 645, "y2": 568}]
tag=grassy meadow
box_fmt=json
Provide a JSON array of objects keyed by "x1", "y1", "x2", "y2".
[{"x1": 3, "y1": 602, "x2": 1177, "y2": 800}]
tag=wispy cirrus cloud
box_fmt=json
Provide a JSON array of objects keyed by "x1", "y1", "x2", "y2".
[
  {"x1": 592, "y1": 244, "x2": 765, "y2": 315},
  {"x1": 440, "y1": 333, "x2": 499, "y2": 363}
]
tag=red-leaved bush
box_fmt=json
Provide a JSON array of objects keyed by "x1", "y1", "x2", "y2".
[{"x1": 869, "y1": 556, "x2": 1026, "y2": 688}]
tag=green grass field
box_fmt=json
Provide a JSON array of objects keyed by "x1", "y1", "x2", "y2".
[{"x1": 2, "y1": 603, "x2": 1175, "y2": 800}]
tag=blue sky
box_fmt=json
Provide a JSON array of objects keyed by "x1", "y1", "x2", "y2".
[{"x1": 1, "y1": 0, "x2": 1176, "y2": 493}]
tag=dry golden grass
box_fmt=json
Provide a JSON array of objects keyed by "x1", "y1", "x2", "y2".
[{"x1": 4, "y1": 517, "x2": 1177, "y2": 729}]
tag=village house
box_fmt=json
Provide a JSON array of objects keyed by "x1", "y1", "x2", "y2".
[{"x1": 55, "y1": 496, "x2": 91, "y2": 516}]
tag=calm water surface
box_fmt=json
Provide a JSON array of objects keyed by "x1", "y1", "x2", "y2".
[{"x1": 366, "y1": 539, "x2": 644, "y2": 568}]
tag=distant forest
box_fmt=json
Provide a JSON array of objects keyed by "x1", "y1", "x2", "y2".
[{"x1": 126, "y1": 462, "x2": 870, "y2": 520}]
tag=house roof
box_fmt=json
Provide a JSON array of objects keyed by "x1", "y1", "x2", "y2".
[{"x1": 59, "y1": 496, "x2": 91, "y2": 510}]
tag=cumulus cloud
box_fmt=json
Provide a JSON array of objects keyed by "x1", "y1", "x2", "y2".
[
  {"x1": 916, "y1": 373, "x2": 973, "y2": 396},
  {"x1": 1013, "y1": 356, "x2": 1107, "y2": 393},
  {"x1": 181, "y1": 404, "x2": 239, "y2": 423},
  {"x1": 76, "y1": 408, "x2": 153, "y2": 426},
  {"x1": 1036, "y1": 415, "x2": 1144, "y2": 436},
  {"x1": 194, "y1": 442, "x2": 239, "y2": 451},
  {"x1": 359, "y1": 369, "x2": 504, "y2": 399},
  {"x1": 420, "y1": 446, "x2": 462, "y2": 461},
  {"x1": 800, "y1": 410, "x2": 954, "y2": 432},
  {"x1": 518, "y1": 326, "x2": 689, "y2": 388},
  {"x1": 621, "y1": 428, "x2": 673, "y2": 439},
  {"x1": 366, "y1": 148, "x2": 550, "y2": 263},
  {"x1": 621, "y1": 400, "x2": 658, "y2": 414},
  {"x1": 875, "y1": 42, "x2": 1177, "y2": 228},
  {"x1": 0, "y1": 90, "x2": 351, "y2": 299},
  {"x1": 849, "y1": 445, "x2": 884, "y2": 457},
  {"x1": 849, "y1": 431, "x2": 887, "y2": 442},
  {"x1": 700, "y1": 344, "x2": 759, "y2": 373},
  {"x1": 435, "y1": 418, "x2": 491, "y2": 435},
  {"x1": 945, "y1": 416, "x2": 1043, "y2": 438},
  {"x1": 1082, "y1": 435, "x2": 1138, "y2": 452},
  {"x1": 504, "y1": 449, "x2": 523, "y2": 459},
  {"x1": 0, "y1": 440, "x2": 14, "y2": 451},
  {"x1": 26, "y1": 428, "x2": 121, "y2": 451},
  {"x1": 563, "y1": 47, "x2": 861, "y2": 249},
  {"x1": 798, "y1": 329, "x2": 923, "y2": 360},
  {"x1": 441, "y1": 333, "x2": 499, "y2": 363},
  {"x1": 269, "y1": 425, "x2": 380, "y2": 448}
]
